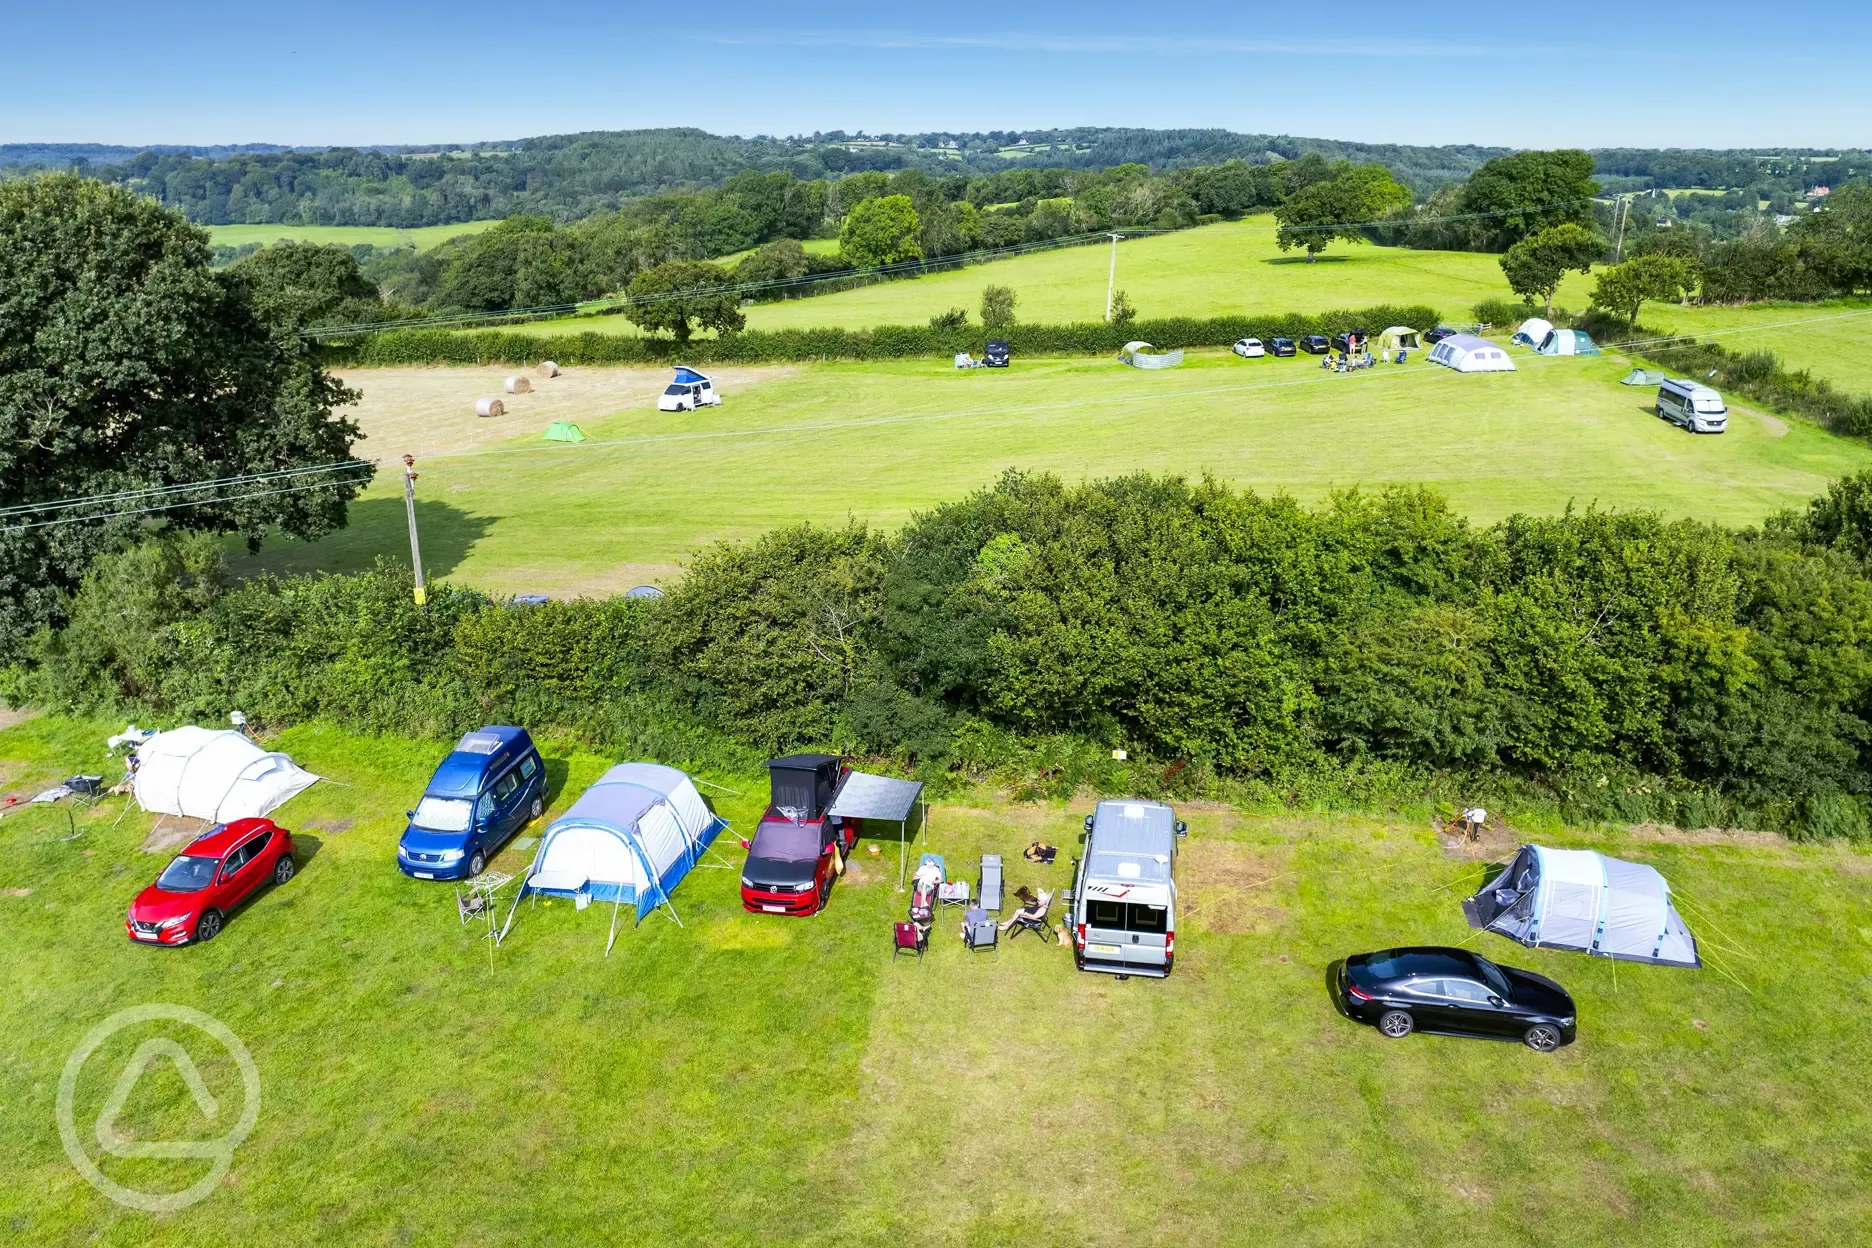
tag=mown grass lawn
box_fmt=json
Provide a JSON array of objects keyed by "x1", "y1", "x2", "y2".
[
  {"x1": 252, "y1": 349, "x2": 1872, "y2": 596},
  {"x1": 207, "y1": 221, "x2": 500, "y2": 252},
  {"x1": 507, "y1": 216, "x2": 1598, "y2": 339},
  {"x1": 1642, "y1": 299, "x2": 1872, "y2": 393},
  {"x1": 3, "y1": 714, "x2": 1871, "y2": 1246}
]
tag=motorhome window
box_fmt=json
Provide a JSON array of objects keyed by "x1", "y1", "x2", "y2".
[
  {"x1": 1088, "y1": 850, "x2": 1169, "y2": 882},
  {"x1": 493, "y1": 769, "x2": 520, "y2": 801},
  {"x1": 477, "y1": 793, "x2": 496, "y2": 820},
  {"x1": 457, "y1": 732, "x2": 503, "y2": 755},
  {"x1": 1126, "y1": 903, "x2": 1167, "y2": 933},
  {"x1": 519, "y1": 755, "x2": 538, "y2": 780},
  {"x1": 1087, "y1": 899, "x2": 1126, "y2": 928}
]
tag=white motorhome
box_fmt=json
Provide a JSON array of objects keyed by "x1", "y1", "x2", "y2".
[
  {"x1": 1656, "y1": 379, "x2": 1726, "y2": 433},
  {"x1": 1067, "y1": 799, "x2": 1186, "y2": 979}
]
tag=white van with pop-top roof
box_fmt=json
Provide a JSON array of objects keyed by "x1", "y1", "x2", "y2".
[{"x1": 1067, "y1": 799, "x2": 1186, "y2": 979}]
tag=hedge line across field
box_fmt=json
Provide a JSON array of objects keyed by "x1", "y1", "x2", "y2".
[{"x1": 330, "y1": 305, "x2": 1445, "y2": 368}]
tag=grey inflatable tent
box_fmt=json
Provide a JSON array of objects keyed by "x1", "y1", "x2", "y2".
[
  {"x1": 1462, "y1": 844, "x2": 1700, "y2": 967},
  {"x1": 1621, "y1": 368, "x2": 1667, "y2": 386}
]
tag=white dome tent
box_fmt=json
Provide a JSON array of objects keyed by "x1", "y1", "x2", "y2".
[
  {"x1": 501, "y1": 762, "x2": 726, "y2": 954},
  {"x1": 1462, "y1": 845, "x2": 1700, "y2": 967},
  {"x1": 132, "y1": 726, "x2": 320, "y2": 823},
  {"x1": 1428, "y1": 334, "x2": 1517, "y2": 373},
  {"x1": 1511, "y1": 318, "x2": 1555, "y2": 347}
]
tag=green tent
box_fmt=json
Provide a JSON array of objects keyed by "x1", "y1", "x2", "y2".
[{"x1": 543, "y1": 422, "x2": 586, "y2": 443}]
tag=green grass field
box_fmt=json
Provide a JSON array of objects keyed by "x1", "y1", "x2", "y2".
[
  {"x1": 253, "y1": 349, "x2": 1872, "y2": 596},
  {"x1": 712, "y1": 236, "x2": 841, "y2": 268},
  {"x1": 3, "y1": 712, "x2": 1869, "y2": 1246},
  {"x1": 208, "y1": 221, "x2": 500, "y2": 252},
  {"x1": 1642, "y1": 299, "x2": 1872, "y2": 393},
  {"x1": 503, "y1": 217, "x2": 1600, "y2": 340}
]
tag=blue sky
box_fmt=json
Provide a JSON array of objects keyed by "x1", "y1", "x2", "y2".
[{"x1": 5, "y1": 1, "x2": 1869, "y2": 149}]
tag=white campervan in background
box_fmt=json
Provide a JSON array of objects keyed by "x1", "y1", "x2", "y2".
[
  {"x1": 1656, "y1": 379, "x2": 1727, "y2": 433},
  {"x1": 658, "y1": 366, "x2": 722, "y2": 413}
]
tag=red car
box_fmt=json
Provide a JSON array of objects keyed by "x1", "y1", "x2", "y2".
[
  {"x1": 740, "y1": 754, "x2": 856, "y2": 916},
  {"x1": 126, "y1": 818, "x2": 297, "y2": 945}
]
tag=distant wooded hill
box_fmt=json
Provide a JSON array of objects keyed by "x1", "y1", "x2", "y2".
[{"x1": 5, "y1": 128, "x2": 1865, "y2": 228}]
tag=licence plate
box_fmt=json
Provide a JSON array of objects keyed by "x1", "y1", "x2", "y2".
[
  {"x1": 762, "y1": 904, "x2": 786, "y2": 913},
  {"x1": 413, "y1": 872, "x2": 434, "y2": 879},
  {"x1": 1088, "y1": 943, "x2": 1120, "y2": 955}
]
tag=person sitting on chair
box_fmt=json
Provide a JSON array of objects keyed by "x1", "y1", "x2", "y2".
[
  {"x1": 961, "y1": 903, "x2": 989, "y2": 943},
  {"x1": 1000, "y1": 886, "x2": 1044, "y2": 933}
]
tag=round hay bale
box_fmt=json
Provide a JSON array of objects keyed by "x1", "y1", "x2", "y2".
[
  {"x1": 475, "y1": 397, "x2": 505, "y2": 418},
  {"x1": 504, "y1": 375, "x2": 532, "y2": 394},
  {"x1": 536, "y1": 360, "x2": 560, "y2": 378}
]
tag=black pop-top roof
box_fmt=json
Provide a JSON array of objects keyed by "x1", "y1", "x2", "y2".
[{"x1": 764, "y1": 754, "x2": 843, "y2": 820}]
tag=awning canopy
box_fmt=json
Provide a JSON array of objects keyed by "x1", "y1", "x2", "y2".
[{"x1": 829, "y1": 771, "x2": 924, "y2": 822}]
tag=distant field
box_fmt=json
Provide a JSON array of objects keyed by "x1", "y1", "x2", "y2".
[
  {"x1": 713, "y1": 236, "x2": 840, "y2": 268},
  {"x1": 208, "y1": 221, "x2": 500, "y2": 251},
  {"x1": 246, "y1": 348, "x2": 1872, "y2": 596},
  {"x1": 505, "y1": 217, "x2": 1594, "y2": 339},
  {"x1": 1643, "y1": 300, "x2": 1872, "y2": 394}
]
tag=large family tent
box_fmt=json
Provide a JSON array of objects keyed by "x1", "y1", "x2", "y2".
[
  {"x1": 1462, "y1": 844, "x2": 1700, "y2": 967},
  {"x1": 1377, "y1": 326, "x2": 1422, "y2": 353},
  {"x1": 505, "y1": 763, "x2": 725, "y2": 952},
  {"x1": 132, "y1": 727, "x2": 320, "y2": 823},
  {"x1": 1537, "y1": 329, "x2": 1601, "y2": 356},
  {"x1": 1511, "y1": 318, "x2": 1555, "y2": 347},
  {"x1": 1118, "y1": 341, "x2": 1184, "y2": 369},
  {"x1": 1429, "y1": 334, "x2": 1517, "y2": 373}
]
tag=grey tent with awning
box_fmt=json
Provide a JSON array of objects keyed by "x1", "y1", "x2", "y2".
[
  {"x1": 830, "y1": 771, "x2": 925, "y2": 889},
  {"x1": 1462, "y1": 844, "x2": 1700, "y2": 967}
]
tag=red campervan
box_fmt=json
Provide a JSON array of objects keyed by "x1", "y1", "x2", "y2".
[
  {"x1": 126, "y1": 818, "x2": 297, "y2": 945},
  {"x1": 740, "y1": 754, "x2": 854, "y2": 916}
]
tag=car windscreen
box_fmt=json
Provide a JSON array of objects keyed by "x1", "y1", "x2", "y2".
[
  {"x1": 750, "y1": 820, "x2": 821, "y2": 862},
  {"x1": 156, "y1": 855, "x2": 219, "y2": 893},
  {"x1": 412, "y1": 796, "x2": 473, "y2": 832}
]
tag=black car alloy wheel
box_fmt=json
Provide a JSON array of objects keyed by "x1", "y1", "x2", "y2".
[
  {"x1": 1378, "y1": 1010, "x2": 1414, "y2": 1039},
  {"x1": 1524, "y1": 1024, "x2": 1563, "y2": 1052}
]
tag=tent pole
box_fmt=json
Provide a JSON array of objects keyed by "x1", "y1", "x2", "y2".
[
  {"x1": 497, "y1": 883, "x2": 526, "y2": 946},
  {"x1": 899, "y1": 816, "x2": 906, "y2": 891},
  {"x1": 606, "y1": 893, "x2": 622, "y2": 956}
]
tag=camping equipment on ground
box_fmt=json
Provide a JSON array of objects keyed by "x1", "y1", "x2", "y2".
[
  {"x1": 475, "y1": 397, "x2": 504, "y2": 418},
  {"x1": 1023, "y1": 842, "x2": 1057, "y2": 865},
  {"x1": 1511, "y1": 318, "x2": 1555, "y2": 347},
  {"x1": 503, "y1": 762, "x2": 725, "y2": 954},
  {"x1": 504, "y1": 375, "x2": 532, "y2": 394},
  {"x1": 954, "y1": 352, "x2": 982, "y2": 369},
  {"x1": 1462, "y1": 844, "x2": 1700, "y2": 967},
  {"x1": 1536, "y1": 329, "x2": 1601, "y2": 356},
  {"x1": 829, "y1": 769, "x2": 926, "y2": 889},
  {"x1": 132, "y1": 727, "x2": 319, "y2": 823},
  {"x1": 1621, "y1": 367, "x2": 1667, "y2": 386},
  {"x1": 658, "y1": 366, "x2": 722, "y2": 412},
  {"x1": 107, "y1": 725, "x2": 156, "y2": 754},
  {"x1": 979, "y1": 854, "x2": 1004, "y2": 912},
  {"x1": 1005, "y1": 888, "x2": 1055, "y2": 943},
  {"x1": 1118, "y1": 341, "x2": 1184, "y2": 369},
  {"x1": 1428, "y1": 334, "x2": 1517, "y2": 373},
  {"x1": 1377, "y1": 326, "x2": 1422, "y2": 354},
  {"x1": 32, "y1": 785, "x2": 74, "y2": 804},
  {"x1": 963, "y1": 904, "x2": 997, "y2": 952},
  {"x1": 983, "y1": 340, "x2": 1010, "y2": 367},
  {"x1": 939, "y1": 879, "x2": 971, "y2": 907},
  {"x1": 893, "y1": 920, "x2": 928, "y2": 959},
  {"x1": 543, "y1": 421, "x2": 585, "y2": 443}
]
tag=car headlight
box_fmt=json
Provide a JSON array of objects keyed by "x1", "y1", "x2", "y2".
[
  {"x1": 436, "y1": 849, "x2": 465, "y2": 864},
  {"x1": 155, "y1": 914, "x2": 193, "y2": 930},
  {"x1": 741, "y1": 876, "x2": 754, "y2": 887},
  {"x1": 1559, "y1": 1016, "x2": 1575, "y2": 1027}
]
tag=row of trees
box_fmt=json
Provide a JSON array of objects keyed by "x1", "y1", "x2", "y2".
[{"x1": 19, "y1": 469, "x2": 1872, "y2": 834}]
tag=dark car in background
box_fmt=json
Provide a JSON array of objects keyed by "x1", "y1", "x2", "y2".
[
  {"x1": 1424, "y1": 326, "x2": 1460, "y2": 346},
  {"x1": 1298, "y1": 334, "x2": 1331, "y2": 355},
  {"x1": 1332, "y1": 329, "x2": 1371, "y2": 353},
  {"x1": 983, "y1": 340, "x2": 1011, "y2": 367},
  {"x1": 1268, "y1": 337, "x2": 1297, "y2": 357},
  {"x1": 1331, "y1": 946, "x2": 1576, "y2": 1051}
]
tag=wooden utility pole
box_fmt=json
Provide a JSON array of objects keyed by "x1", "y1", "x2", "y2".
[
  {"x1": 401, "y1": 454, "x2": 427, "y2": 606},
  {"x1": 1105, "y1": 232, "x2": 1125, "y2": 322}
]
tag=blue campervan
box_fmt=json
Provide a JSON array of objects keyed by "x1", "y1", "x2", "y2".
[{"x1": 397, "y1": 726, "x2": 546, "y2": 880}]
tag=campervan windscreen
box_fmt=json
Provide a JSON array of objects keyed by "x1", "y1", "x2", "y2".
[
  {"x1": 413, "y1": 796, "x2": 472, "y2": 831},
  {"x1": 750, "y1": 820, "x2": 820, "y2": 861},
  {"x1": 663, "y1": 385, "x2": 688, "y2": 396}
]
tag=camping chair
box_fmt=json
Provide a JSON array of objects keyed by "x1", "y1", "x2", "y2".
[
  {"x1": 919, "y1": 852, "x2": 946, "y2": 881},
  {"x1": 964, "y1": 910, "x2": 997, "y2": 953},
  {"x1": 979, "y1": 854, "x2": 1004, "y2": 912},
  {"x1": 1006, "y1": 889, "x2": 1055, "y2": 944},
  {"x1": 893, "y1": 921, "x2": 927, "y2": 960}
]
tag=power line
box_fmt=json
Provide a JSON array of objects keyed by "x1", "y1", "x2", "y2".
[
  {"x1": 2, "y1": 470, "x2": 376, "y2": 534},
  {"x1": 0, "y1": 459, "x2": 378, "y2": 520}
]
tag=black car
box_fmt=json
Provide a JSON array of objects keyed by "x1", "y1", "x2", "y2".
[
  {"x1": 1332, "y1": 329, "x2": 1370, "y2": 352},
  {"x1": 1268, "y1": 336, "x2": 1297, "y2": 357},
  {"x1": 1424, "y1": 326, "x2": 1459, "y2": 346},
  {"x1": 1298, "y1": 334, "x2": 1331, "y2": 355},
  {"x1": 1332, "y1": 946, "x2": 1576, "y2": 1052},
  {"x1": 983, "y1": 339, "x2": 1011, "y2": 368}
]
